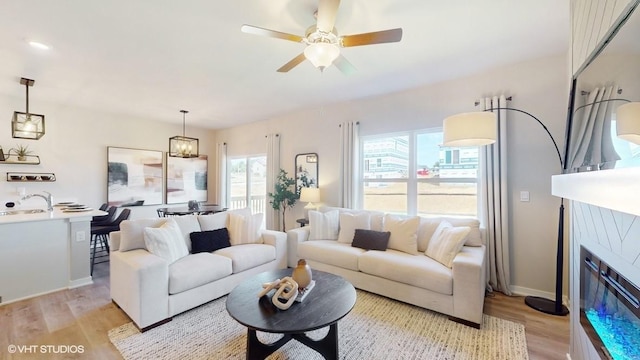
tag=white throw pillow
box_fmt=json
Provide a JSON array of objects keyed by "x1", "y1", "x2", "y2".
[
  {"x1": 143, "y1": 218, "x2": 189, "y2": 264},
  {"x1": 425, "y1": 221, "x2": 471, "y2": 268},
  {"x1": 309, "y1": 210, "x2": 339, "y2": 240},
  {"x1": 228, "y1": 212, "x2": 264, "y2": 245},
  {"x1": 383, "y1": 214, "x2": 420, "y2": 255},
  {"x1": 197, "y1": 211, "x2": 229, "y2": 231},
  {"x1": 337, "y1": 212, "x2": 371, "y2": 244}
]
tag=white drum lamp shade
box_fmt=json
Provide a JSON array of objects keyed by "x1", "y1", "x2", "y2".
[
  {"x1": 300, "y1": 187, "x2": 321, "y2": 207},
  {"x1": 616, "y1": 102, "x2": 640, "y2": 145},
  {"x1": 443, "y1": 112, "x2": 497, "y2": 147}
]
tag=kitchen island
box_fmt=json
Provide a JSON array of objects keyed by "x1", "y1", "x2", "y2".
[{"x1": 0, "y1": 207, "x2": 106, "y2": 304}]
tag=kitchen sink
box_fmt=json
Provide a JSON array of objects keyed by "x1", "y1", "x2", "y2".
[{"x1": 0, "y1": 209, "x2": 47, "y2": 216}]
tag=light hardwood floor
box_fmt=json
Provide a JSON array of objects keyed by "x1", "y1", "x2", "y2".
[{"x1": 1, "y1": 261, "x2": 569, "y2": 359}]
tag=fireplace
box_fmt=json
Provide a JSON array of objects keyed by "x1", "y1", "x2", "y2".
[{"x1": 580, "y1": 247, "x2": 640, "y2": 360}]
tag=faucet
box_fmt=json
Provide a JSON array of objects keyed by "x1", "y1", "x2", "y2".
[{"x1": 20, "y1": 191, "x2": 53, "y2": 211}]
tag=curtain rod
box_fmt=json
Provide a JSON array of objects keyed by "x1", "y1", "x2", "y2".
[
  {"x1": 581, "y1": 88, "x2": 623, "y2": 96},
  {"x1": 474, "y1": 96, "x2": 512, "y2": 107}
]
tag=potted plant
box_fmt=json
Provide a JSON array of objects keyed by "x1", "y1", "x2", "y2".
[
  {"x1": 268, "y1": 169, "x2": 298, "y2": 231},
  {"x1": 12, "y1": 144, "x2": 32, "y2": 161}
]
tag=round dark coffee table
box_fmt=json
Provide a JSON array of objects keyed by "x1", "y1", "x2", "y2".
[{"x1": 226, "y1": 269, "x2": 356, "y2": 360}]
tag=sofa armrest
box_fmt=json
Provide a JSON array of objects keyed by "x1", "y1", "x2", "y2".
[
  {"x1": 110, "y1": 249, "x2": 170, "y2": 329},
  {"x1": 110, "y1": 231, "x2": 121, "y2": 252},
  {"x1": 286, "y1": 227, "x2": 310, "y2": 268},
  {"x1": 261, "y1": 230, "x2": 287, "y2": 269},
  {"x1": 451, "y1": 245, "x2": 487, "y2": 325}
]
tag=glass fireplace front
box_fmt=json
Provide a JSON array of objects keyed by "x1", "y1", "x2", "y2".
[{"x1": 581, "y1": 247, "x2": 640, "y2": 360}]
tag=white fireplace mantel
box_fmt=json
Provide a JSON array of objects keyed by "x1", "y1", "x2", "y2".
[{"x1": 552, "y1": 166, "x2": 640, "y2": 217}]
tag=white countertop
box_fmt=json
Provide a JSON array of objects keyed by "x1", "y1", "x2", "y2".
[{"x1": 0, "y1": 207, "x2": 107, "y2": 224}]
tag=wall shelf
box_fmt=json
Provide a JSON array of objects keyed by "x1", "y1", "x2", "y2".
[
  {"x1": 6, "y1": 172, "x2": 56, "y2": 182},
  {"x1": 0, "y1": 154, "x2": 41, "y2": 165}
]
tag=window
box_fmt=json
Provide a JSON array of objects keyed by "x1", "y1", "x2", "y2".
[
  {"x1": 227, "y1": 155, "x2": 267, "y2": 214},
  {"x1": 361, "y1": 130, "x2": 478, "y2": 217}
]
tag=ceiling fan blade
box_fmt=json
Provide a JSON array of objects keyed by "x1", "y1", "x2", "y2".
[
  {"x1": 341, "y1": 28, "x2": 403, "y2": 47},
  {"x1": 333, "y1": 55, "x2": 356, "y2": 75},
  {"x1": 277, "y1": 53, "x2": 307, "y2": 72},
  {"x1": 241, "y1": 24, "x2": 304, "y2": 43},
  {"x1": 316, "y1": 0, "x2": 340, "y2": 33}
]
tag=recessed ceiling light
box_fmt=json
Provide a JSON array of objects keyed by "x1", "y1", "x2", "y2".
[{"x1": 28, "y1": 41, "x2": 50, "y2": 50}]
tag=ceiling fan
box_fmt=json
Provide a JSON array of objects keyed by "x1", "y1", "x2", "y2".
[{"x1": 241, "y1": 0, "x2": 403, "y2": 74}]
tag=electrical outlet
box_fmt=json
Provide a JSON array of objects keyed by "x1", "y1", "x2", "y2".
[
  {"x1": 520, "y1": 191, "x2": 530, "y2": 202},
  {"x1": 76, "y1": 231, "x2": 86, "y2": 242}
]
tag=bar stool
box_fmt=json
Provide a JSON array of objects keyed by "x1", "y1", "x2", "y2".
[{"x1": 90, "y1": 208, "x2": 131, "y2": 275}]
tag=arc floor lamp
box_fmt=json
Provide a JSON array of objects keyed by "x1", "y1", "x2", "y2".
[
  {"x1": 442, "y1": 99, "x2": 640, "y2": 316},
  {"x1": 443, "y1": 104, "x2": 568, "y2": 316}
]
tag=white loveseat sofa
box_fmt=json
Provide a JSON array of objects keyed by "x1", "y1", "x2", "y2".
[
  {"x1": 287, "y1": 207, "x2": 486, "y2": 327},
  {"x1": 110, "y1": 209, "x2": 287, "y2": 331}
]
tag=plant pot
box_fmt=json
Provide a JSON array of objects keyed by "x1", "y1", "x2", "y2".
[{"x1": 18, "y1": 156, "x2": 26, "y2": 161}]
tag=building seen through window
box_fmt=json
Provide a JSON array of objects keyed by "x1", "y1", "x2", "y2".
[{"x1": 362, "y1": 131, "x2": 478, "y2": 217}]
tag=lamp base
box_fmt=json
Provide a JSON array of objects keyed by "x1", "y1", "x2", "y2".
[{"x1": 524, "y1": 296, "x2": 569, "y2": 316}]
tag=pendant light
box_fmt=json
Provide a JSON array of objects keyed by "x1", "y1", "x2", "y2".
[
  {"x1": 12, "y1": 77, "x2": 45, "y2": 140},
  {"x1": 169, "y1": 110, "x2": 199, "y2": 158}
]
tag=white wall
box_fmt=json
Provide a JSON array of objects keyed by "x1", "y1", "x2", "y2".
[
  {"x1": 216, "y1": 54, "x2": 570, "y2": 296},
  {"x1": 0, "y1": 97, "x2": 216, "y2": 220}
]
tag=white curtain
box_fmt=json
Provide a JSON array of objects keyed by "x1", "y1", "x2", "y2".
[
  {"x1": 567, "y1": 86, "x2": 620, "y2": 170},
  {"x1": 265, "y1": 134, "x2": 280, "y2": 230},
  {"x1": 215, "y1": 142, "x2": 227, "y2": 207},
  {"x1": 339, "y1": 122, "x2": 359, "y2": 208},
  {"x1": 480, "y1": 95, "x2": 512, "y2": 295}
]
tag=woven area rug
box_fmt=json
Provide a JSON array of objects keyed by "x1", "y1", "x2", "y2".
[{"x1": 109, "y1": 290, "x2": 528, "y2": 360}]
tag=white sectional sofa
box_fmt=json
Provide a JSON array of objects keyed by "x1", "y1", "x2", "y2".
[
  {"x1": 287, "y1": 207, "x2": 486, "y2": 327},
  {"x1": 109, "y1": 209, "x2": 287, "y2": 331}
]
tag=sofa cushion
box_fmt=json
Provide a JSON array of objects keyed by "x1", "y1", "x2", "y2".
[
  {"x1": 198, "y1": 211, "x2": 229, "y2": 231},
  {"x1": 168, "y1": 253, "x2": 233, "y2": 294},
  {"x1": 190, "y1": 228, "x2": 231, "y2": 254},
  {"x1": 319, "y1": 207, "x2": 384, "y2": 232},
  {"x1": 383, "y1": 214, "x2": 420, "y2": 255},
  {"x1": 143, "y1": 219, "x2": 189, "y2": 264},
  {"x1": 119, "y1": 218, "x2": 166, "y2": 251},
  {"x1": 417, "y1": 217, "x2": 482, "y2": 250},
  {"x1": 228, "y1": 212, "x2": 263, "y2": 245},
  {"x1": 172, "y1": 215, "x2": 202, "y2": 252},
  {"x1": 337, "y1": 212, "x2": 370, "y2": 244},
  {"x1": 358, "y1": 249, "x2": 453, "y2": 295},
  {"x1": 214, "y1": 244, "x2": 275, "y2": 273},
  {"x1": 308, "y1": 210, "x2": 339, "y2": 240},
  {"x1": 351, "y1": 229, "x2": 390, "y2": 251},
  {"x1": 425, "y1": 222, "x2": 470, "y2": 268},
  {"x1": 298, "y1": 240, "x2": 366, "y2": 271}
]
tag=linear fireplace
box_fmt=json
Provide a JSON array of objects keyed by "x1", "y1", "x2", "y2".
[{"x1": 580, "y1": 247, "x2": 640, "y2": 360}]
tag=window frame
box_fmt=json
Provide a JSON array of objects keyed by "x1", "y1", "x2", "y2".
[
  {"x1": 360, "y1": 128, "x2": 479, "y2": 216},
  {"x1": 226, "y1": 154, "x2": 267, "y2": 213}
]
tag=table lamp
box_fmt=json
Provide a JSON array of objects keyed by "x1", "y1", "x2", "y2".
[{"x1": 300, "y1": 188, "x2": 321, "y2": 219}]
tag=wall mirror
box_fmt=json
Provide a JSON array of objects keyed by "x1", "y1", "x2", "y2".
[
  {"x1": 295, "y1": 153, "x2": 318, "y2": 192},
  {"x1": 565, "y1": 3, "x2": 640, "y2": 172}
]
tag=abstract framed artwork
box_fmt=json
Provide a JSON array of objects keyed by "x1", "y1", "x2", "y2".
[
  {"x1": 107, "y1": 147, "x2": 163, "y2": 207},
  {"x1": 166, "y1": 154, "x2": 208, "y2": 204}
]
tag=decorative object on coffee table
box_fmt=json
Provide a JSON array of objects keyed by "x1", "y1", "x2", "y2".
[
  {"x1": 227, "y1": 269, "x2": 356, "y2": 359},
  {"x1": 292, "y1": 258, "x2": 312, "y2": 288},
  {"x1": 258, "y1": 277, "x2": 299, "y2": 310}
]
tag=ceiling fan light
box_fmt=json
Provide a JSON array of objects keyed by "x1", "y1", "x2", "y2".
[{"x1": 304, "y1": 42, "x2": 340, "y2": 70}]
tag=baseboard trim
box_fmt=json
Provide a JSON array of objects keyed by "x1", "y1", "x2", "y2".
[
  {"x1": 0, "y1": 287, "x2": 68, "y2": 306},
  {"x1": 509, "y1": 285, "x2": 570, "y2": 310},
  {"x1": 69, "y1": 277, "x2": 93, "y2": 289}
]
